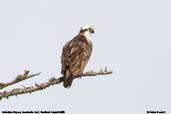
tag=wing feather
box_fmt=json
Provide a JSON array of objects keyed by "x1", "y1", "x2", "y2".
[{"x1": 61, "y1": 35, "x2": 92, "y2": 87}]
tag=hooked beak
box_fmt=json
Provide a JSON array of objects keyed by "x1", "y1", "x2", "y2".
[{"x1": 91, "y1": 29, "x2": 95, "y2": 33}]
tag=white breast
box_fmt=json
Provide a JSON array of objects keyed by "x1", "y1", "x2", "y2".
[{"x1": 84, "y1": 31, "x2": 91, "y2": 42}]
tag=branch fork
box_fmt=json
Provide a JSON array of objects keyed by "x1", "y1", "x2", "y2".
[{"x1": 0, "y1": 68, "x2": 113, "y2": 100}]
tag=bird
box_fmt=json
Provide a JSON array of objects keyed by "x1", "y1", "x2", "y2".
[{"x1": 61, "y1": 25, "x2": 95, "y2": 88}]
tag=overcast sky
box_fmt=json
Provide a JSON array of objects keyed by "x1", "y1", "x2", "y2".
[{"x1": 0, "y1": 0, "x2": 170, "y2": 114}]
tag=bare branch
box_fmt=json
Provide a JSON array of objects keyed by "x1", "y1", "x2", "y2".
[
  {"x1": 0, "y1": 70, "x2": 41, "y2": 90},
  {"x1": 0, "y1": 69, "x2": 113, "y2": 100}
]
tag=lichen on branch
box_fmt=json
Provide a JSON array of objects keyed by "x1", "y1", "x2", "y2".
[
  {"x1": 0, "y1": 70, "x2": 41, "y2": 90},
  {"x1": 0, "y1": 68, "x2": 113, "y2": 100}
]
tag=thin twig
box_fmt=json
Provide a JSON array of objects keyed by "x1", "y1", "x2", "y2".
[
  {"x1": 0, "y1": 70, "x2": 41, "y2": 90},
  {"x1": 0, "y1": 69, "x2": 113, "y2": 100}
]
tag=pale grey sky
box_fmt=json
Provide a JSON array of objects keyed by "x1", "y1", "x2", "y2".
[{"x1": 0, "y1": 0, "x2": 170, "y2": 114}]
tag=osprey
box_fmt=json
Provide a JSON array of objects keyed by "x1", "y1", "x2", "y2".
[{"x1": 61, "y1": 25, "x2": 95, "y2": 88}]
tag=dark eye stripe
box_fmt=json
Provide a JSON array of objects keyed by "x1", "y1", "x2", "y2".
[{"x1": 84, "y1": 29, "x2": 88, "y2": 32}]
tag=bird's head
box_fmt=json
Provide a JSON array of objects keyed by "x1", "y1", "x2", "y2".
[{"x1": 80, "y1": 25, "x2": 95, "y2": 34}]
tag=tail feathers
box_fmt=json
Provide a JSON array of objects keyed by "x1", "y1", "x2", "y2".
[
  {"x1": 63, "y1": 76, "x2": 73, "y2": 88},
  {"x1": 63, "y1": 69, "x2": 73, "y2": 88}
]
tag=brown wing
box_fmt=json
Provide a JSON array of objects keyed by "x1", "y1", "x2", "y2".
[{"x1": 61, "y1": 35, "x2": 92, "y2": 88}]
